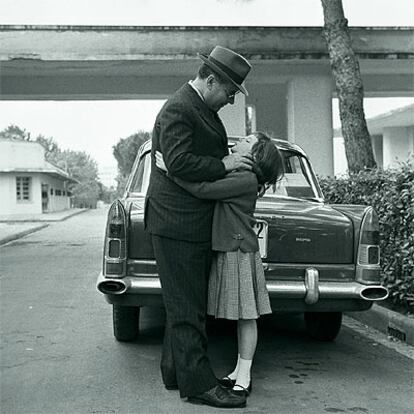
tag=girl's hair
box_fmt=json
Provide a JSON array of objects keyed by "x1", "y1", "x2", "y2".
[{"x1": 251, "y1": 132, "x2": 284, "y2": 189}]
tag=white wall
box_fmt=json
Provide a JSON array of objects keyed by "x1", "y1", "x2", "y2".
[
  {"x1": 219, "y1": 93, "x2": 246, "y2": 136},
  {"x1": 39, "y1": 173, "x2": 70, "y2": 212},
  {"x1": 383, "y1": 126, "x2": 414, "y2": 168},
  {"x1": 0, "y1": 174, "x2": 12, "y2": 214},
  {"x1": 333, "y1": 137, "x2": 348, "y2": 176},
  {"x1": 0, "y1": 173, "x2": 42, "y2": 216},
  {"x1": 0, "y1": 172, "x2": 70, "y2": 216}
]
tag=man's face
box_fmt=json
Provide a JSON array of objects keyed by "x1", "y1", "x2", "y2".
[{"x1": 204, "y1": 77, "x2": 240, "y2": 112}]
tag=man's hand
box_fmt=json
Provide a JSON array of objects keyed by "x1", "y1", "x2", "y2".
[
  {"x1": 222, "y1": 153, "x2": 254, "y2": 172},
  {"x1": 155, "y1": 151, "x2": 168, "y2": 172}
]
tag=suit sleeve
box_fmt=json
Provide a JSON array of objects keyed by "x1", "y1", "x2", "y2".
[
  {"x1": 172, "y1": 173, "x2": 256, "y2": 202},
  {"x1": 158, "y1": 102, "x2": 226, "y2": 182}
]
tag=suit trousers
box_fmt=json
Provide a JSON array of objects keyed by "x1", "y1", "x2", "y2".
[{"x1": 151, "y1": 234, "x2": 218, "y2": 398}]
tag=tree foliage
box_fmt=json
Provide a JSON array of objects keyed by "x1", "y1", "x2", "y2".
[
  {"x1": 319, "y1": 158, "x2": 414, "y2": 312},
  {"x1": 35, "y1": 135, "x2": 61, "y2": 164},
  {"x1": 321, "y1": 0, "x2": 376, "y2": 173},
  {"x1": 0, "y1": 124, "x2": 31, "y2": 141}
]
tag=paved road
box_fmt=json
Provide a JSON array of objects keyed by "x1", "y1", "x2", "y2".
[{"x1": 1, "y1": 208, "x2": 413, "y2": 414}]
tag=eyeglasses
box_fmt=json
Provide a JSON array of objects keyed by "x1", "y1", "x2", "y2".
[{"x1": 222, "y1": 84, "x2": 240, "y2": 100}]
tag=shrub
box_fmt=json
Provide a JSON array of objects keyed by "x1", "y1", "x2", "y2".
[{"x1": 319, "y1": 158, "x2": 414, "y2": 312}]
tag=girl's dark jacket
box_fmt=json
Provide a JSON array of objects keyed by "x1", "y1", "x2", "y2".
[{"x1": 173, "y1": 171, "x2": 260, "y2": 253}]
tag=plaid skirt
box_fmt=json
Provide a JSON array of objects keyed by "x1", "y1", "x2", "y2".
[{"x1": 207, "y1": 250, "x2": 272, "y2": 320}]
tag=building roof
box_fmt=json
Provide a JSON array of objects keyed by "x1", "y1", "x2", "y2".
[
  {"x1": 365, "y1": 104, "x2": 414, "y2": 134},
  {"x1": 0, "y1": 139, "x2": 78, "y2": 183},
  {"x1": 334, "y1": 104, "x2": 414, "y2": 137},
  {"x1": 0, "y1": 164, "x2": 78, "y2": 183}
]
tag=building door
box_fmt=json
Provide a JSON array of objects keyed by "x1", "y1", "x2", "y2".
[{"x1": 41, "y1": 184, "x2": 49, "y2": 212}]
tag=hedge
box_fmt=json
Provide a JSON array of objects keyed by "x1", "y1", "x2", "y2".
[{"x1": 318, "y1": 158, "x2": 414, "y2": 312}]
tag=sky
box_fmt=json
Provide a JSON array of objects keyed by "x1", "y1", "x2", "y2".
[
  {"x1": 0, "y1": 0, "x2": 413, "y2": 26},
  {"x1": 0, "y1": 0, "x2": 413, "y2": 186}
]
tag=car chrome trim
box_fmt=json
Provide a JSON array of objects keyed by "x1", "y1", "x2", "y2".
[
  {"x1": 97, "y1": 273, "x2": 388, "y2": 301},
  {"x1": 262, "y1": 263, "x2": 355, "y2": 269},
  {"x1": 127, "y1": 259, "x2": 157, "y2": 266},
  {"x1": 128, "y1": 260, "x2": 354, "y2": 270},
  {"x1": 304, "y1": 267, "x2": 319, "y2": 304}
]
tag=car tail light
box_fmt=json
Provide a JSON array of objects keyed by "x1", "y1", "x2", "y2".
[
  {"x1": 103, "y1": 200, "x2": 127, "y2": 278},
  {"x1": 356, "y1": 207, "x2": 381, "y2": 284}
]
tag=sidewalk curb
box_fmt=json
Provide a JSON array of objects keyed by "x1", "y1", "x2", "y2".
[
  {"x1": 51, "y1": 208, "x2": 89, "y2": 222},
  {"x1": 0, "y1": 208, "x2": 88, "y2": 223},
  {"x1": 0, "y1": 224, "x2": 49, "y2": 246},
  {"x1": 347, "y1": 304, "x2": 414, "y2": 346}
]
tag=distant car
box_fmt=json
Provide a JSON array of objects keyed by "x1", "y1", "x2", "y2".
[{"x1": 97, "y1": 137, "x2": 388, "y2": 342}]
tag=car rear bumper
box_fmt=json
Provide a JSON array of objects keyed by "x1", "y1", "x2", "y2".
[{"x1": 96, "y1": 272, "x2": 388, "y2": 311}]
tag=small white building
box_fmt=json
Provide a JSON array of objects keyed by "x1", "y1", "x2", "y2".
[
  {"x1": 0, "y1": 139, "x2": 77, "y2": 218},
  {"x1": 334, "y1": 104, "x2": 414, "y2": 175}
]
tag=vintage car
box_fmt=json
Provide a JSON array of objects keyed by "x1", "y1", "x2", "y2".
[{"x1": 97, "y1": 137, "x2": 388, "y2": 342}]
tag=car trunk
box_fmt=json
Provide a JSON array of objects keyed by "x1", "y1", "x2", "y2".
[
  {"x1": 256, "y1": 198, "x2": 353, "y2": 264},
  {"x1": 128, "y1": 197, "x2": 353, "y2": 265},
  {"x1": 128, "y1": 198, "x2": 155, "y2": 259}
]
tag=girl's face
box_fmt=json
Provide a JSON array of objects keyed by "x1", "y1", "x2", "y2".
[{"x1": 232, "y1": 134, "x2": 258, "y2": 155}]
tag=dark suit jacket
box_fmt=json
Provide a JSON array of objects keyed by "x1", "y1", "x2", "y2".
[
  {"x1": 145, "y1": 83, "x2": 229, "y2": 242},
  {"x1": 173, "y1": 171, "x2": 260, "y2": 252}
]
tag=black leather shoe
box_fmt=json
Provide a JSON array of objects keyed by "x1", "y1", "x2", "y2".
[
  {"x1": 164, "y1": 383, "x2": 179, "y2": 390},
  {"x1": 232, "y1": 381, "x2": 252, "y2": 397},
  {"x1": 217, "y1": 376, "x2": 236, "y2": 389},
  {"x1": 187, "y1": 385, "x2": 246, "y2": 408}
]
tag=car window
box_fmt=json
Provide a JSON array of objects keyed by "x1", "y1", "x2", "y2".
[
  {"x1": 129, "y1": 149, "x2": 322, "y2": 200},
  {"x1": 261, "y1": 151, "x2": 321, "y2": 200},
  {"x1": 129, "y1": 151, "x2": 151, "y2": 194}
]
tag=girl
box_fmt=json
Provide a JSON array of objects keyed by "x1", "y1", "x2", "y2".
[{"x1": 156, "y1": 131, "x2": 284, "y2": 397}]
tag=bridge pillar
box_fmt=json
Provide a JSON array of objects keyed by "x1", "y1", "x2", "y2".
[
  {"x1": 287, "y1": 75, "x2": 334, "y2": 176},
  {"x1": 219, "y1": 93, "x2": 247, "y2": 136}
]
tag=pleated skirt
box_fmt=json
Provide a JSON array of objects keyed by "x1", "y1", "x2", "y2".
[{"x1": 207, "y1": 250, "x2": 272, "y2": 320}]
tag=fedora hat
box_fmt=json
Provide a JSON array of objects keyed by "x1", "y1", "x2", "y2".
[{"x1": 198, "y1": 46, "x2": 251, "y2": 96}]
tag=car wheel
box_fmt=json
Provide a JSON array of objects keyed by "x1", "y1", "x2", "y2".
[
  {"x1": 304, "y1": 312, "x2": 342, "y2": 341},
  {"x1": 113, "y1": 305, "x2": 140, "y2": 342}
]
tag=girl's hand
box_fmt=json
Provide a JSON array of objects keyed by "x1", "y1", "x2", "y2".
[
  {"x1": 222, "y1": 153, "x2": 253, "y2": 172},
  {"x1": 155, "y1": 151, "x2": 168, "y2": 172}
]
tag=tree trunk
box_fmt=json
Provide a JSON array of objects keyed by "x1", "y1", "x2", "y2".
[{"x1": 321, "y1": 0, "x2": 376, "y2": 173}]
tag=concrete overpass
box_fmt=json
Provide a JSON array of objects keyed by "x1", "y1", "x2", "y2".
[{"x1": 1, "y1": 25, "x2": 413, "y2": 175}]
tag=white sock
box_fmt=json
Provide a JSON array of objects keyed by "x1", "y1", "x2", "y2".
[
  {"x1": 227, "y1": 354, "x2": 241, "y2": 380},
  {"x1": 234, "y1": 358, "x2": 252, "y2": 390}
]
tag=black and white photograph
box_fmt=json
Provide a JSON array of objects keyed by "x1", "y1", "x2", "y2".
[{"x1": 0, "y1": 1, "x2": 413, "y2": 413}]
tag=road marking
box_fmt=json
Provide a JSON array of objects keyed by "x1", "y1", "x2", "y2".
[{"x1": 343, "y1": 315, "x2": 414, "y2": 360}]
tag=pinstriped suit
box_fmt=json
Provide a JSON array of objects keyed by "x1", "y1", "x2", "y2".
[{"x1": 144, "y1": 83, "x2": 229, "y2": 398}]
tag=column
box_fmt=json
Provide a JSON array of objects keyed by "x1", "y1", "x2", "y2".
[
  {"x1": 219, "y1": 93, "x2": 246, "y2": 137},
  {"x1": 287, "y1": 75, "x2": 334, "y2": 177}
]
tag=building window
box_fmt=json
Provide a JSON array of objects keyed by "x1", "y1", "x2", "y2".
[
  {"x1": 16, "y1": 176, "x2": 31, "y2": 201},
  {"x1": 55, "y1": 189, "x2": 62, "y2": 196},
  {"x1": 51, "y1": 188, "x2": 54, "y2": 195}
]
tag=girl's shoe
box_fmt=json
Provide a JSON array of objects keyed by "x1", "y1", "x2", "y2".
[
  {"x1": 217, "y1": 376, "x2": 236, "y2": 389},
  {"x1": 232, "y1": 381, "x2": 252, "y2": 397}
]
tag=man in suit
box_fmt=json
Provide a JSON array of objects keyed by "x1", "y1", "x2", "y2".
[{"x1": 145, "y1": 46, "x2": 252, "y2": 408}]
